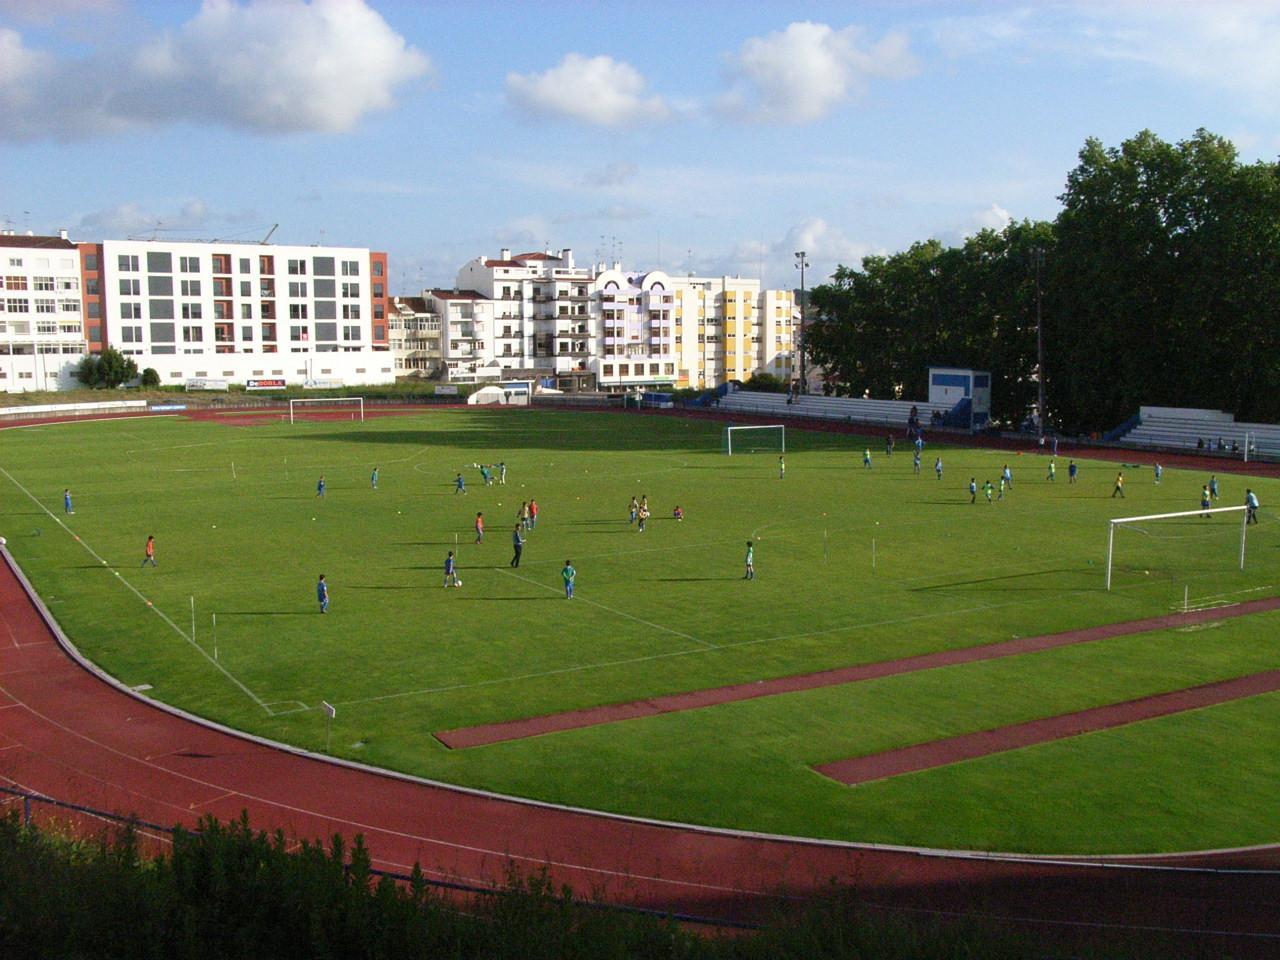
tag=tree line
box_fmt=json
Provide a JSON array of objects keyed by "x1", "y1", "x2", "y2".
[{"x1": 805, "y1": 129, "x2": 1280, "y2": 434}]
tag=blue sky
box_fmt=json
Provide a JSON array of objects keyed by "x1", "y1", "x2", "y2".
[{"x1": 3, "y1": 0, "x2": 1279, "y2": 291}]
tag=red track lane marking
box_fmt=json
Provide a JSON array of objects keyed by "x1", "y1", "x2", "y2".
[
  {"x1": 816, "y1": 669, "x2": 1280, "y2": 785},
  {"x1": 436, "y1": 597, "x2": 1280, "y2": 749}
]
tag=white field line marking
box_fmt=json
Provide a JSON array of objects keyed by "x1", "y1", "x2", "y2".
[
  {"x1": 0, "y1": 466, "x2": 271, "y2": 713},
  {"x1": 333, "y1": 570, "x2": 1249, "y2": 711},
  {"x1": 499, "y1": 567, "x2": 715, "y2": 648}
]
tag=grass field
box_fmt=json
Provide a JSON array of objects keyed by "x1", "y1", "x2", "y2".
[{"x1": 3, "y1": 407, "x2": 1279, "y2": 853}]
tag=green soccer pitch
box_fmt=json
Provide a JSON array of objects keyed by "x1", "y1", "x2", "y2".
[{"x1": 3, "y1": 408, "x2": 1280, "y2": 854}]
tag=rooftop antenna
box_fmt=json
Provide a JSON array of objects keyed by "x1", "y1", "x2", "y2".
[
  {"x1": 149, "y1": 221, "x2": 162, "y2": 241},
  {"x1": 686, "y1": 248, "x2": 693, "y2": 277},
  {"x1": 23, "y1": 210, "x2": 31, "y2": 232},
  {"x1": 261, "y1": 223, "x2": 278, "y2": 244}
]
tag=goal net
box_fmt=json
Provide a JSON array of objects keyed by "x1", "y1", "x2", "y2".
[
  {"x1": 723, "y1": 424, "x2": 785, "y2": 455},
  {"x1": 1105, "y1": 505, "x2": 1248, "y2": 591},
  {"x1": 289, "y1": 396, "x2": 365, "y2": 423}
]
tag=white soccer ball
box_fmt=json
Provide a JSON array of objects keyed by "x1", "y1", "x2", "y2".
[
  {"x1": 455, "y1": 579, "x2": 462, "y2": 587},
  {"x1": 0, "y1": 537, "x2": 6, "y2": 546}
]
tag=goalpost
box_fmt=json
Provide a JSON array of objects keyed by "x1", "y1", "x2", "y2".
[
  {"x1": 723, "y1": 424, "x2": 785, "y2": 455},
  {"x1": 1105, "y1": 505, "x2": 1249, "y2": 590},
  {"x1": 289, "y1": 396, "x2": 365, "y2": 424}
]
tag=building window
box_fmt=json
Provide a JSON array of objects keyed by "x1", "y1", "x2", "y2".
[
  {"x1": 261, "y1": 323, "x2": 277, "y2": 341},
  {"x1": 289, "y1": 304, "x2": 308, "y2": 320},
  {"x1": 239, "y1": 257, "x2": 251, "y2": 273},
  {"x1": 86, "y1": 278, "x2": 99, "y2": 295},
  {"x1": 372, "y1": 261, "x2": 384, "y2": 277},
  {"x1": 88, "y1": 302, "x2": 101, "y2": 319},
  {"x1": 180, "y1": 279, "x2": 201, "y2": 297},
  {"x1": 6, "y1": 298, "x2": 30, "y2": 313},
  {"x1": 241, "y1": 325, "x2": 253, "y2": 341},
  {"x1": 4, "y1": 276, "x2": 26, "y2": 291},
  {"x1": 287, "y1": 259, "x2": 306, "y2": 275},
  {"x1": 290, "y1": 325, "x2": 309, "y2": 341},
  {"x1": 35, "y1": 299, "x2": 56, "y2": 314},
  {"x1": 342, "y1": 325, "x2": 360, "y2": 341},
  {"x1": 120, "y1": 303, "x2": 141, "y2": 320},
  {"x1": 288, "y1": 281, "x2": 307, "y2": 298},
  {"x1": 342, "y1": 304, "x2": 360, "y2": 320},
  {"x1": 372, "y1": 283, "x2": 384, "y2": 298},
  {"x1": 84, "y1": 254, "x2": 98, "y2": 271},
  {"x1": 182, "y1": 303, "x2": 203, "y2": 320},
  {"x1": 241, "y1": 304, "x2": 252, "y2": 320},
  {"x1": 341, "y1": 260, "x2": 360, "y2": 276},
  {"x1": 240, "y1": 280, "x2": 251, "y2": 297},
  {"x1": 341, "y1": 282, "x2": 359, "y2": 298},
  {"x1": 179, "y1": 256, "x2": 199, "y2": 273},
  {"x1": 120, "y1": 278, "x2": 140, "y2": 296},
  {"x1": 59, "y1": 299, "x2": 80, "y2": 314},
  {"x1": 118, "y1": 255, "x2": 139, "y2": 271},
  {"x1": 603, "y1": 364, "x2": 613, "y2": 376},
  {"x1": 33, "y1": 276, "x2": 54, "y2": 291}
]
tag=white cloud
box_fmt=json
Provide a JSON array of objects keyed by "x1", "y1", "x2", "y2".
[
  {"x1": 581, "y1": 161, "x2": 639, "y2": 188},
  {"x1": 76, "y1": 200, "x2": 214, "y2": 236},
  {"x1": 505, "y1": 53, "x2": 669, "y2": 126},
  {"x1": 0, "y1": 0, "x2": 430, "y2": 141},
  {"x1": 719, "y1": 21, "x2": 917, "y2": 124},
  {"x1": 552, "y1": 205, "x2": 649, "y2": 224},
  {"x1": 703, "y1": 217, "x2": 875, "y2": 288},
  {"x1": 973, "y1": 202, "x2": 1012, "y2": 231}
]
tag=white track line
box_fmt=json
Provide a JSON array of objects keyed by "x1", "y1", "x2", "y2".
[{"x1": 0, "y1": 466, "x2": 271, "y2": 713}]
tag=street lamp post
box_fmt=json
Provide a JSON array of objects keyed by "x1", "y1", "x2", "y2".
[
  {"x1": 1034, "y1": 247, "x2": 1045, "y2": 441},
  {"x1": 794, "y1": 251, "x2": 808, "y2": 394}
]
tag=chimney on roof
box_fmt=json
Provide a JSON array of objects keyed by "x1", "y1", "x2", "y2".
[
  {"x1": 26, "y1": 230, "x2": 34, "y2": 236},
  {"x1": 59, "y1": 229, "x2": 68, "y2": 241},
  {"x1": 500, "y1": 248, "x2": 510, "y2": 260},
  {"x1": 563, "y1": 247, "x2": 574, "y2": 269}
]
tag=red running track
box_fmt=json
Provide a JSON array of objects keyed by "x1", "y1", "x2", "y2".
[{"x1": 6, "y1": 553, "x2": 1280, "y2": 953}]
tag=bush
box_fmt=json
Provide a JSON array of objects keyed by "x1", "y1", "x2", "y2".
[
  {"x1": 75, "y1": 348, "x2": 139, "y2": 389},
  {"x1": 140, "y1": 368, "x2": 161, "y2": 388}
]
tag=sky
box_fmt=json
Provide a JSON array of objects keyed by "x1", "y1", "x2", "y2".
[{"x1": 3, "y1": 0, "x2": 1280, "y2": 292}]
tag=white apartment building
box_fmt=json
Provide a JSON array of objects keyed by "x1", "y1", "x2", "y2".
[
  {"x1": 440, "y1": 249, "x2": 795, "y2": 391},
  {"x1": 0, "y1": 233, "x2": 89, "y2": 392},
  {"x1": 100, "y1": 240, "x2": 394, "y2": 388},
  {"x1": 387, "y1": 296, "x2": 441, "y2": 375}
]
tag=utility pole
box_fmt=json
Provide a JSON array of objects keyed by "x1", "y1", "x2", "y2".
[{"x1": 794, "y1": 251, "x2": 809, "y2": 394}]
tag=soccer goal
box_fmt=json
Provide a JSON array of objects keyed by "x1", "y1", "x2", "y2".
[
  {"x1": 723, "y1": 424, "x2": 785, "y2": 455},
  {"x1": 1105, "y1": 505, "x2": 1249, "y2": 590},
  {"x1": 289, "y1": 396, "x2": 365, "y2": 424}
]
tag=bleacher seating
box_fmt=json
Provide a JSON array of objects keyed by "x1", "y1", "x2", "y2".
[
  {"x1": 717, "y1": 391, "x2": 954, "y2": 429},
  {"x1": 1117, "y1": 406, "x2": 1280, "y2": 458}
]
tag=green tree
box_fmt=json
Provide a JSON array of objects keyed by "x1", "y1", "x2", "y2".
[
  {"x1": 140, "y1": 368, "x2": 161, "y2": 388},
  {"x1": 75, "y1": 348, "x2": 139, "y2": 388}
]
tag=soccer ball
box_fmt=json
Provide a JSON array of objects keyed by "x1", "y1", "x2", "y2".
[
  {"x1": 455, "y1": 579, "x2": 462, "y2": 587},
  {"x1": 0, "y1": 537, "x2": 6, "y2": 546}
]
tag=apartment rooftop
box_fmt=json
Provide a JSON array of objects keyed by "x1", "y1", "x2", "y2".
[{"x1": 0, "y1": 232, "x2": 77, "y2": 250}]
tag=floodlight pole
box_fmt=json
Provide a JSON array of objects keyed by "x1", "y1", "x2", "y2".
[
  {"x1": 1034, "y1": 247, "x2": 1046, "y2": 442},
  {"x1": 795, "y1": 251, "x2": 809, "y2": 395}
]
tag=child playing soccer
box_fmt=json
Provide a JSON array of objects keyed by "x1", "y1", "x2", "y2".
[
  {"x1": 444, "y1": 550, "x2": 460, "y2": 587},
  {"x1": 562, "y1": 560, "x2": 576, "y2": 599},
  {"x1": 744, "y1": 541, "x2": 755, "y2": 580}
]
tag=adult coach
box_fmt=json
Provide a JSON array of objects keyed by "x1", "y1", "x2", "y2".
[{"x1": 1246, "y1": 489, "x2": 1260, "y2": 524}]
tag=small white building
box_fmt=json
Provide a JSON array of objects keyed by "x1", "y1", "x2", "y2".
[{"x1": 0, "y1": 232, "x2": 88, "y2": 391}]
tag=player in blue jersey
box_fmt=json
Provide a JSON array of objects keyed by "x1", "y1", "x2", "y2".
[
  {"x1": 1153, "y1": 463, "x2": 1162, "y2": 484},
  {"x1": 316, "y1": 475, "x2": 326, "y2": 497},
  {"x1": 863, "y1": 449, "x2": 872, "y2": 469},
  {"x1": 510, "y1": 525, "x2": 524, "y2": 567},
  {"x1": 63, "y1": 488, "x2": 74, "y2": 514},
  {"x1": 1068, "y1": 460, "x2": 1078, "y2": 484},
  {"x1": 1002, "y1": 463, "x2": 1013, "y2": 488},
  {"x1": 444, "y1": 550, "x2": 459, "y2": 587},
  {"x1": 934, "y1": 456, "x2": 943, "y2": 480},
  {"x1": 316, "y1": 574, "x2": 329, "y2": 613},
  {"x1": 1209, "y1": 475, "x2": 1220, "y2": 500},
  {"x1": 969, "y1": 477, "x2": 977, "y2": 503},
  {"x1": 454, "y1": 473, "x2": 467, "y2": 495}
]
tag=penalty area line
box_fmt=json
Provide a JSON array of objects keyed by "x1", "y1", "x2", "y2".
[{"x1": 0, "y1": 465, "x2": 273, "y2": 715}]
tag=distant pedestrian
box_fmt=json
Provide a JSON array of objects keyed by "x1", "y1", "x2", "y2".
[
  {"x1": 1051, "y1": 436, "x2": 1059, "y2": 457},
  {"x1": 316, "y1": 475, "x2": 325, "y2": 497},
  {"x1": 637, "y1": 504, "x2": 649, "y2": 533},
  {"x1": 913, "y1": 451, "x2": 922, "y2": 475},
  {"x1": 528, "y1": 498, "x2": 539, "y2": 528},
  {"x1": 628, "y1": 496, "x2": 639, "y2": 524},
  {"x1": 1002, "y1": 463, "x2": 1013, "y2": 488},
  {"x1": 1068, "y1": 460, "x2": 1078, "y2": 484},
  {"x1": 370, "y1": 466, "x2": 378, "y2": 489},
  {"x1": 778, "y1": 455, "x2": 786, "y2": 479},
  {"x1": 934, "y1": 456, "x2": 943, "y2": 480},
  {"x1": 673, "y1": 505, "x2": 684, "y2": 522},
  {"x1": 983, "y1": 480, "x2": 994, "y2": 503},
  {"x1": 316, "y1": 574, "x2": 329, "y2": 613},
  {"x1": 498, "y1": 461, "x2": 507, "y2": 485},
  {"x1": 1246, "y1": 489, "x2": 1260, "y2": 525},
  {"x1": 511, "y1": 525, "x2": 525, "y2": 567},
  {"x1": 562, "y1": 560, "x2": 576, "y2": 599},
  {"x1": 1154, "y1": 463, "x2": 1162, "y2": 484},
  {"x1": 518, "y1": 501, "x2": 530, "y2": 530},
  {"x1": 63, "y1": 488, "x2": 74, "y2": 514},
  {"x1": 1209, "y1": 475, "x2": 1220, "y2": 500},
  {"x1": 1112, "y1": 472, "x2": 1125, "y2": 498},
  {"x1": 885, "y1": 433, "x2": 894, "y2": 456},
  {"x1": 480, "y1": 464, "x2": 492, "y2": 487},
  {"x1": 444, "y1": 550, "x2": 460, "y2": 588},
  {"x1": 969, "y1": 477, "x2": 977, "y2": 504},
  {"x1": 1201, "y1": 485, "x2": 1212, "y2": 518},
  {"x1": 863, "y1": 449, "x2": 872, "y2": 469},
  {"x1": 141, "y1": 535, "x2": 157, "y2": 567},
  {"x1": 1046, "y1": 460, "x2": 1056, "y2": 482},
  {"x1": 474, "y1": 512, "x2": 484, "y2": 544},
  {"x1": 455, "y1": 473, "x2": 467, "y2": 495},
  {"x1": 744, "y1": 541, "x2": 755, "y2": 580}
]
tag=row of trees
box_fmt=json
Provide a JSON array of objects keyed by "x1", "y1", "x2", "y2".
[{"x1": 805, "y1": 129, "x2": 1280, "y2": 433}]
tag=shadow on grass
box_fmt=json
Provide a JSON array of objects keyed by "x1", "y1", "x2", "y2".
[
  {"x1": 215, "y1": 611, "x2": 318, "y2": 617},
  {"x1": 345, "y1": 585, "x2": 416, "y2": 591},
  {"x1": 642, "y1": 576, "x2": 741, "y2": 582},
  {"x1": 285, "y1": 421, "x2": 714, "y2": 454}
]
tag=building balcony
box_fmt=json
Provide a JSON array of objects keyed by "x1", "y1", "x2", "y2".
[{"x1": 531, "y1": 294, "x2": 555, "y2": 304}]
